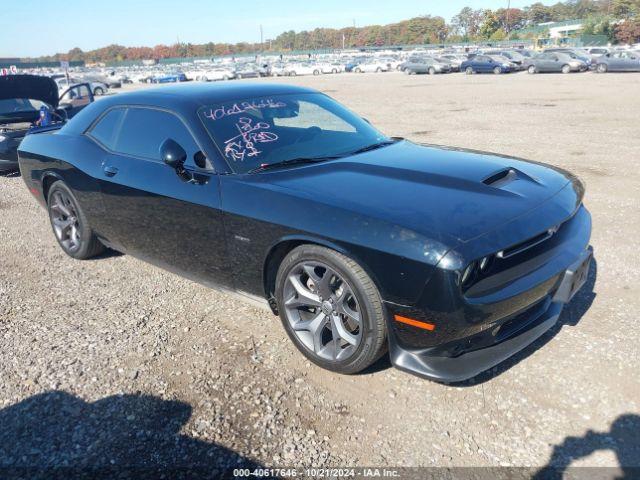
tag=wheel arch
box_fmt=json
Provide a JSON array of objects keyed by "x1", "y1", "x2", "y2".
[{"x1": 41, "y1": 171, "x2": 65, "y2": 202}]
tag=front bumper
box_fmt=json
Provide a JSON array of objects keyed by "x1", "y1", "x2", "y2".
[
  {"x1": 386, "y1": 199, "x2": 592, "y2": 383},
  {"x1": 388, "y1": 247, "x2": 592, "y2": 383}
]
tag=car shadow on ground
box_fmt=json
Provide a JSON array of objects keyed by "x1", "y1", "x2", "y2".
[
  {"x1": 458, "y1": 256, "x2": 598, "y2": 386},
  {"x1": 533, "y1": 414, "x2": 640, "y2": 479},
  {"x1": 0, "y1": 391, "x2": 262, "y2": 480}
]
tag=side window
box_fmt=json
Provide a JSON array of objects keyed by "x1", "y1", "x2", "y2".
[
  {"x1": 115, "y1": 107, "x2": 201, "y2": 163},
  {"x1": 273, "y1": 101, "x2": 356, "y2": 133},
  {"x1": 88, "y1": 108, "x2": 125, "y2": 150}
]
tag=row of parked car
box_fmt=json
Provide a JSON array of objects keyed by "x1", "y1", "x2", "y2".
[{"x1": 400, "y1": 47, "x2": 640, "y2": 75}]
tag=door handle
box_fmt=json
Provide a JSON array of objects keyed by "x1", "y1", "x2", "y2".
[{"x1": 103, "y1": 165, "x2": 118, "y2": 177}]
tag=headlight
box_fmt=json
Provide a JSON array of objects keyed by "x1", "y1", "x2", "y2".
[
  {"x1": 502, "y1": 63, "x2": 510, "y2": 68},
  {"x1": 569, "y1": 61, "x2": 580, "y2": 67},
  {"x1": 460, "y1": 262, "x2": 477, "y2": 287},
  {"x1": 0, "y1": 134, "x2": 7, "y2": 142},
  {"x1": 479, "y1": 255, "x2": 494, "y2": 272}
]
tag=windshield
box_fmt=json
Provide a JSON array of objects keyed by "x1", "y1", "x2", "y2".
[{"x1": 198, "y1": 93, "x2": 388, "y2": 174}]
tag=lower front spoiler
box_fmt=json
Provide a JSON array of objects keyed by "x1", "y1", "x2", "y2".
[{"x1": 389, "y1": 247, "x2": 593, "y2": 383}]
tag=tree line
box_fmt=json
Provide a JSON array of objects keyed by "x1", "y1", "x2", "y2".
[{"x1": 29, "y1": 0, "x2": 640, "y2": 63}]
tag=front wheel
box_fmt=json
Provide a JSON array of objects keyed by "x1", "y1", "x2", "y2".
[
  {"x1": 276, "y1": 245, "x2": 387, "y2": 374},
  {"x1": 597, "y1": 63, "x2": 607, "y2": 73},
  {"x1": 465, "y1": 66, "x2": 474, "y2": 75},
  {"x1": 561, "y1": 64, "x2": 571, "y2": 74},
  {"x1": 313, "y1": 70, "x2": 320, "y2": 76},
  {"x1": 93, "y1": 87, "x2": 104, "y2": 96},
  {"x1": 47, "y1": 181, "x2": 105, "y2": 260},
  {"x1": 493, "y1": 66, "x2": 502, "y2": 75},
  {"x1": 528, "y1": 65, "x2": 536, "y2": 74}
]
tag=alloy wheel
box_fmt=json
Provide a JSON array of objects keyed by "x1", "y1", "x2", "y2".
[
  {"x1": 282, "y1": 261, "x2": 362, "y2": 362},
  {"x1": 49, "y1": 190, "x2": 82, "y2": 252}
]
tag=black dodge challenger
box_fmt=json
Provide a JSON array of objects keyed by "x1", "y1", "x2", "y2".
[{"x1": 17, "y1": 83, "x2": 592, "y2": 382}]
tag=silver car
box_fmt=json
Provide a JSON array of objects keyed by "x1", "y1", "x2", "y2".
[{"x1": 596, "y1": 50, "x2": 640, "y2": 72}]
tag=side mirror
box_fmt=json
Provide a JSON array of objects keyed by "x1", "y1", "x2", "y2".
[{"x1": 160, "y1": 138, "x2": 186, "y2": 168}]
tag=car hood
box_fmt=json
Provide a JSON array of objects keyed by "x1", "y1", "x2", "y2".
[
  {"x1": 0, "y1": 74, "x2": 59, "y2": 108},
  {"x1": 256, "y1": 141, "x2": 581, "y2": 244}
]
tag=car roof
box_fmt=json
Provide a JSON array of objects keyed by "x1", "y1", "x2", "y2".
[
  {"x1": 60, "y1": 82, "x2": 320, "y2": 136},
  {"x1": 98, "y1": 82, "x2": 318, "y2": 109}
]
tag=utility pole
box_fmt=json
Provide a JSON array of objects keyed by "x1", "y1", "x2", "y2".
[{"x1": 506, "y1": 0, "x2": 511, "y2": 39}]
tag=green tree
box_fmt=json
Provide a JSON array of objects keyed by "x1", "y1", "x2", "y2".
[{"x1": 479, "y1": 10, "x2": 502, "y2": 38}]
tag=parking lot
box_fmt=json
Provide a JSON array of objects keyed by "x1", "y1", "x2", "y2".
[{"x1": 1, "y1": 71, "x2": 639, "y2": 472}]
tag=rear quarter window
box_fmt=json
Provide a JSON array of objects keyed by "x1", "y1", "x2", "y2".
[{"x1": 88, "y1": 108, "x2": 125, "y2": 150}]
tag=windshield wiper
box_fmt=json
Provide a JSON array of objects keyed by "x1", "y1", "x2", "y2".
[
  {"x1": 248, "y1": 155, "x2": 342, "y2": 174},
  {"x1": 347, "y1": 138, "x2": 401, "y2": 156}
]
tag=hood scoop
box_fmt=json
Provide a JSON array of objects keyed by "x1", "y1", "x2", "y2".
[{"x1": 482, "y1": 167, "x2": 540, "y2": 189}]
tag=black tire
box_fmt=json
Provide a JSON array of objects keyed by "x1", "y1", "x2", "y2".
[
  {"x1": 528, "y1": 65, "x2": 536, "y2": 74},
  {"x1": 561, "y1": 64, "x2": 571, "y2": 74},
  {"x1": 47, "y1": 181, "x2": 105, "y2": 260},
  {"x1": 493, "y1": 66, "x2": 502, "y2": 75},
  {"x1": 465, "y1": 66, "x2": 474, "y2": 75},
  {"x1": 275, "y1": 245, "x2": 387, "y2": 374},
  {"x1": 597, "y1": 63, "x2": 607, "y2": 73},
  {"x1": 93, "y1": 87, "x2": 104, "y2": 96},
  {"x1": 428, "y1": 67, "x2": 436, "y2": 75}
]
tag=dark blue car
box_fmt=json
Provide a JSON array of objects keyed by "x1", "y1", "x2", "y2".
[
  {"x1": 461, "y1": 55, "x2": 512, "y2": 74},
  {"x1": 17, "y1": 83, "x2": 592, "y2": 383},
  {"x1": 151, "y1": 72, "x2": 187, "y2": 83}
]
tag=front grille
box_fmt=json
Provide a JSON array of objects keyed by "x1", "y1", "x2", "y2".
[{"x1": 497, "y1": 227, "x2": 558, "y2": 259}]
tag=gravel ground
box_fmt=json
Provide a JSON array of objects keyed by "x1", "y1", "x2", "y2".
[{"x1": 1, "y1": 71, "x2": 639, "y2": 475}]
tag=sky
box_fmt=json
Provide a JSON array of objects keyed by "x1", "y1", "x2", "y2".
[{"x1": 1, "y1": 0, "x2": 556, "y2": 58}]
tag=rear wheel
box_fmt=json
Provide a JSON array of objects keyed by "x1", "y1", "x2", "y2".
[
  {"x1": 354, "y1": 67, "x2": 362, "y2": 73},
  {"x1": 465, "y1": 66, "x2": 474, "y2": 75},
  {"x1": 276, "y1": 245, "x2": 386, "y2": 374},
  {"x1": 47, "y1": 181, "x2": 104, "y2": 260},
  {"x1": 313, "y1": 70, "x2": 320, "y2": 75},
  {"x1": 561, "y1": 64, "x2": 571, "y2": 74},
  {"x1": 528, "y1": 65, "x2": 536, "y2": 74},
  {"x1": 597, "y1": 63, "x2": 607, "y2": 73},
  {"x1": 428, "y1": 67, "x2": 436, "y2": 75},
  {"x1": 93, "y1": 86, "x2": 104, "y2": 96}
]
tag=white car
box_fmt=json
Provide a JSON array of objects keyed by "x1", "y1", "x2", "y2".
[
  {"x1": 352, "y1": 61, "x2": 389, "y2": 73},
  {"x1": 188, "y1": 67, "x2": 236, "y2": 82},
  {"x1": 319, "y1": 63, "x2": 344, "y2": 74},
  {"x1": 55, "y1": 77, "x2": 108, "y2": 96},
  {"x1": 286, "y1": 63, "x2": 322, "y2": 76},
  {"x1": 270, "y1": 63, "x2": 289, "y2": 76}
]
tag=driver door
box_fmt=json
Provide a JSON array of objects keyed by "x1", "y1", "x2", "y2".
[{"x1": 88, "y1": 106, "x2": 234, "y2": 288}]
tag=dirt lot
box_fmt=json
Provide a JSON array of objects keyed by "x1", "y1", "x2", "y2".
[{"x1": 1, "y1": 71, "x2": 639, "y2": 474}]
